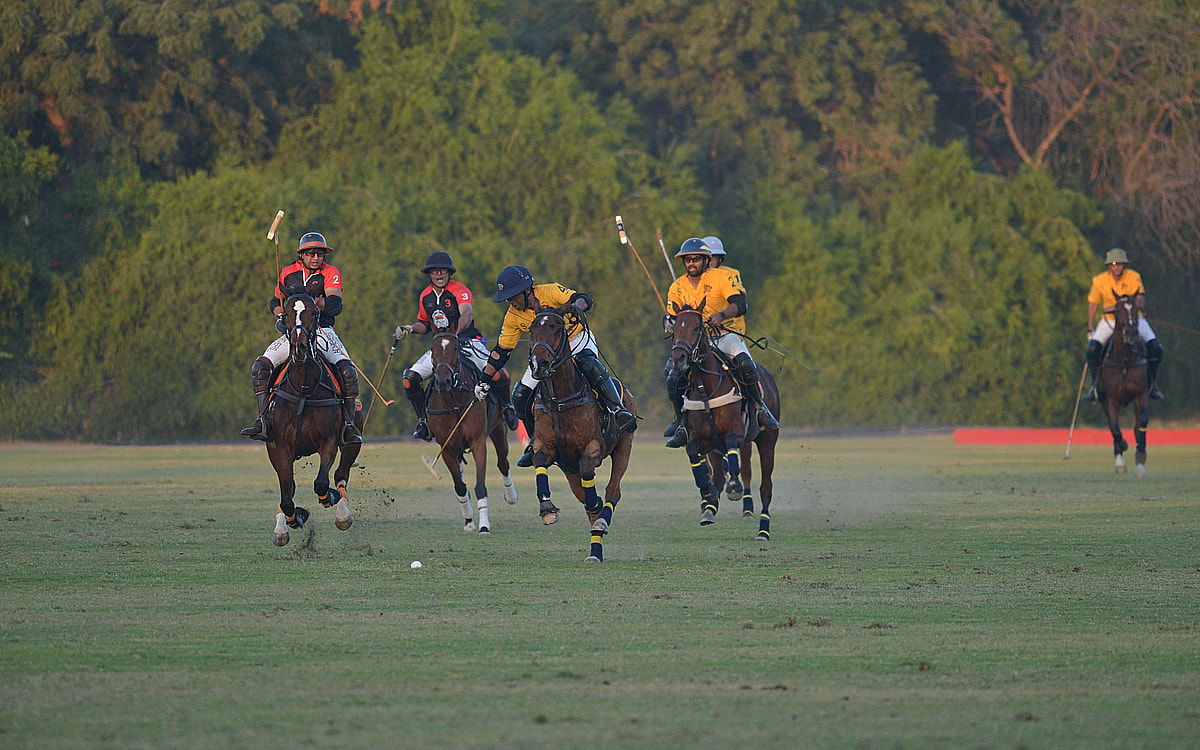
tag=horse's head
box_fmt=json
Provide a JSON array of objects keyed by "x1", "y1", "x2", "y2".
[
  {"x1": 1113, "y1": 294, "x2": 1140, "y2": 344},
  {"x1": 670, "y1": 305, "x2": 706, "y2": 374},
  {"x1": 528, "y1": 308, "x2": 572, "y2": 380},
  {"x1": 430, "y1": 329, "x2": 462, "y2": 392},
  {"x1": 284, "y1": 292, "x2": 319, "y2": 363}
]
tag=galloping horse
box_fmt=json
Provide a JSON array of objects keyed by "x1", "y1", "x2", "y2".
[
  {"x1": 427, "y1": 328, "x2": 518, "y2": 533},
  {"x1": 527, "y1": 308, "x2": 636, "y2": 562},
  {"x1": 1099, "y1": 294, "x2": 1150, "y2": 477},
  {"x1": 265, "y1": 291, "x2": 358, "y2": 546},
  {"x1": 670, "y1": 306, "x2": 780, "y2": 540}
]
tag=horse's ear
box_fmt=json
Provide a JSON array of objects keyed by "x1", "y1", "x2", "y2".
[
  {"x1": 304, "y1": 278, "x2": 323, "y2": 297},
  {"x1": 669, "y1": 302, "x2": 680, "y2": 315},
  {"x1": 283, "y1": 282, "x2": 306, "y2": 298}
]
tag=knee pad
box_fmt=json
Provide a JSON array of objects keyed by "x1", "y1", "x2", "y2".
[
  {"x1": 251, "y1": 357, "x2": 273, "y2": 390},
  {"x1": 337, "y1": 362, "x2": 358, "y2": 391},
  {"x1": 1086, "y1": 339, "x2": 1103, "y2": 363},
  {"x1": 402, "y1": 369, "x2": 423, "y2": 395},
  {"x1": 735, "y1": 354, "x2": 758, "y2": 382}
]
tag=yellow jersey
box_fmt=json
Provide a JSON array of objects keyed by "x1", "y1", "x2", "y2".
[
  {"x1": 1087, "y1": 269, "x2": 1144, "y2": 321},
  {"x1": 497, "y1": 282, "x2": 584, "y2": 349},
  {"x1": 667, "y1": 267, "x2": 746, "y2": 335}
]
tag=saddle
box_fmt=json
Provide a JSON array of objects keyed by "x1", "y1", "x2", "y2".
[{"x1": 270, "y1": 360, "x2": 343, "y2": 407}]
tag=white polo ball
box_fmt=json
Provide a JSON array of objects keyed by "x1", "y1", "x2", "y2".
[{"x1": 410, "y1": 560, "x2": 423, "y2": 569}]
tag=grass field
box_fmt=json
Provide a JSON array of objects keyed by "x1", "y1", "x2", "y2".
[{"x1": 1, "y1": 434, "x2": 1197, "y2": 749}]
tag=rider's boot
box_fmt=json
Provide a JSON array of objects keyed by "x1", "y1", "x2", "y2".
[
  {"x1": 512, "y1": 383, "x2": 536, "y2": 467},
  {"x1": 240, "y1": 357, "x2": 274, "y2": 441},
  {"x1": 664, "y1": 368, "x2": 689, "y2": 448},
  {"x1": 403, "y1": 370, "x2": 432, "y2": 441},
  {"x1": 736, "y1": 354, "x2": 781, "y2": 429},
  {"x1": 337, "y1": 362, "x2": 363, "y2": 445},
  {"x1": 494, "y1": 370, "x2": 521, "y2": 431},
  {"x1": 1082, "y1": 340, "x2": 1103, "y2": 402},
  {"x1": 576, "y1": 352, "x2": 638, "y2": 433},
  {"x1": 1146, "y1": 338, "x2": 1164, "y2": 400}
]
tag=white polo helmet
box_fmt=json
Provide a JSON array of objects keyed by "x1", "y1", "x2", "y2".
[{"x1": 701, "y1": 236, "x2": 725, "y2": 257}]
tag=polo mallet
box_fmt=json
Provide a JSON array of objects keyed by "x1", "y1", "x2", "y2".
[
  {"x1": 615, "y1": 215, "x2": 667, "y2": 314},
  {"x1": 656, "y1": 228, "x2": 677, "y2": 281},
  {"x1": 1064, "y1": 361, "x2": 1089, "y2": 460},
  {"x1": 421, "y1": 398, "x2": 479, "y2": 479},
  {"x1": 267, "y1": 209, "x2": 285, "y2": 278},
  {"x1": 362, "y1": 336, "x2": 400, "y2": 431}
]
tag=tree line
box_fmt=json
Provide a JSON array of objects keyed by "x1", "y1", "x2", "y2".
[{"x1": 2, "y1": 0, "x2": 1197, "y2": 441}]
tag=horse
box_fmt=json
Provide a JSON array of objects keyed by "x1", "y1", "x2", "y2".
[
  {"x1": 526, "y1": 308, "x2": 636, "y2": 562},
  {"x1": 670, "y1": 306, "x2": 780, "y2": 541},
  {"x1": 265, "y1": 291, "x2": 359, "y2": 546},
  {"x1": 426, "y1": 328, "x2": 518, "y2": 533},
  {"x1": 1099, "y1": 294, "x2": 1149, "y2": 477}
]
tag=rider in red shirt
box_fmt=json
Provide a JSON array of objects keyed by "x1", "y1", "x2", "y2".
[
  {"x1": 394, "y1": 251, "x2": 519, "y2": 440},
  {"x1": 240, "y1": 232, "x2": 363, "y2": 444}
]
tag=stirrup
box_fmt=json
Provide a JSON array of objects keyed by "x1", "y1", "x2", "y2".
[
  {"x1": 614, "y1": 408, "x2": 638, "y2": 433},
  {"x1": 757, "y1": 408, "x2": 781, "y2": 430},
  {"x1": 1082, "y1": 387, "x2": 1098, "y2": 403},
  {"x1": 412, "y1": 421, "x2": 431, "y2": 441},
  {"x1": 516, "y1": 444, "x2": 534, "y2": 468},
  {"x1": 342, "y1": 423, "x2": 363, "y2": 445},
  {"x1": 665, "y1": 426, "x2": 688, "y2": 448},
  {"x1": 1149, "y1": 385, "x2": 1164, "y2": 400}
]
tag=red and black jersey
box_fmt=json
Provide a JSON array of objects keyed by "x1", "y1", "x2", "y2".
[
  {"x1": 273, "y1": 260, "x2": 344, "y2": 328},
  {"x1": 418, "y1": 280, "x2": 482, "y2": 339}
]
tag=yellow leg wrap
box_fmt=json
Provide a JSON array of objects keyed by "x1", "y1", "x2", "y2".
[{"x1": 590, "y1": 535, "x2": 604, "y2": 545}]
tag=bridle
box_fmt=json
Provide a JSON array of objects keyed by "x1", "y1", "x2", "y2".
[
  {"x1": 529, "y1": 309, "x2": 574, "y2": 379},
  {"x1": 429, "y1": 331, "x2": 476, "y2": 411},
  {"x1": 284, "y1": 294, "x2": 320, "y2": 391}
]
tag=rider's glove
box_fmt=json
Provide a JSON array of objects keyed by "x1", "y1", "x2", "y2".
[
  {"x1": 474, "y1": 380, "x2": 491, "y2": 401},
  {"x1": 394, "y1": 324, "x2": 413, "y2": 341},
  {"x1": 276, "y1": 315, "x2": 286, "y2": 335},
  {"x1": 663, "y1": 315, "x2": 675, "y2": 335}
]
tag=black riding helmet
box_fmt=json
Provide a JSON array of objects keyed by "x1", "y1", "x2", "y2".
[
  {"x1": 421, "y1": 250, "x2": 456, "y2": 274},
  {"x1": 494, "y1": 265, "x2": 535, "y2": 302}
]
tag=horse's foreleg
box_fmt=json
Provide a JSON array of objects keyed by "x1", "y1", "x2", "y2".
[
  {"x1": 1104, "y1": 401, "x2": 1128, "y2": 474},
  {"x1": 446, "y1": 449, "x2": 474, "y2": 533},
  {"x1": 471, "y1": 436, "x2": 491, "y2": 534},
  {"x1": 739, "y1": 444, "x2": 755, "y2": 518},
  {"x1": 754, "y1": 432, "x2": 778, "y2": 542},
  {"x1": 587, "y1": 432, "x2": 632, "y2": 560},
  {"x1": 331, "y1": 442, "x2": 358, "y2": 531},
  {"x1": 535, "y1": 462, "x2": 559, "y2": 525},
  {"x1": 269, "y1": 448, "x2": 299, "y2": 546},
  {"x1": 688, "y1": 445, "x2": 719, "y2": 525}
]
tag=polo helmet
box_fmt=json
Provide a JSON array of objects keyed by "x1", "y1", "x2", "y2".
[
  {"x1": 494, "y1": 265, "x2": 535, "y2": 302},
  {"x1": 675, "y1": 237, "x2": 712, "y2": 258},
  {"x1": 1105, "y1": 248, "x2": 1130, "y2": 265},
  {"x1": 422, "y1": 250, "x2": 456, "y2": 274},
  {"x1": 701, "y1": 236, "x2": 726, "y2": 257},
  {"x1": 297, "y1": 232, "x2": 332, "y2": 254}
]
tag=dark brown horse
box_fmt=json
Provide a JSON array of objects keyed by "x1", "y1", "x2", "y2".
[
  {"x1": 527, "y1": 308, "x2": 636, "y2": 562},
  {"x1": 1099, "y1": 294, "x2": 1149, "y2": 477},
  {"x1": 266, "y1": 292, "x2": 360, "y2": 546},
  {"x1": 427, "y1": 328, "x2": 518, "y2": 533},
  {"x1": 670, "y1": 307, "x2": 780, "y2": 540}
]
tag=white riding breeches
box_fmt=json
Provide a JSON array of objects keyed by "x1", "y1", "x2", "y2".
[
  {"x1": 1090, "y1": 317, "x2": 1156, "y2": 345},
  {"x1": 408, "y1": 337, "x2": 490, "y2": 379},
  {"x1": 262, "y1": 326, "x2": 352, "y2": 368},
  {"x1": 520, "y1": 328, "x2": 598, "y2": 389},
  {"x1": 713, "y1": 330, "x2": 750, "y2": 359}
]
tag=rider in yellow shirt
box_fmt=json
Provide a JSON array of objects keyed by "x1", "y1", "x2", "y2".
[
  {"x1": 475, "y1": 265, "x2": 637, "y2": 467},
  {"x1": 663, "y1": 238, "x2": 780, "y2": 447},
  {"x1": 1083, "y1": 247, "x2": 1164, "y2": 401}
]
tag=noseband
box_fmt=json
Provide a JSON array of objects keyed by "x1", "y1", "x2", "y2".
[
  {"x1": 671, "y1": 309, "x2": 709, "y2": 369},
  {"x1": 430, "y1": 331, "x2": 467, "y2": 392}
]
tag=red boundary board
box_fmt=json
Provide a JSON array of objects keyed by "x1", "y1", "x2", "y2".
[{"x1": 953, "y1": 428, "x2": 1200, "y2": 445}]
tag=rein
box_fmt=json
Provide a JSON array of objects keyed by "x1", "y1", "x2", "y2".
[{"x1": 428, "y1": 332, "x2": 477, "y2": 416}]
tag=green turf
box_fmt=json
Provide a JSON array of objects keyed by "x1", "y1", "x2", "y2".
[{"x1": 1, "y1": 435, "x2": 1197, "y2": 749}]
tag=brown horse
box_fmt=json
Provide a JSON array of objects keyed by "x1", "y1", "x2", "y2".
[
  {"x1": 1099, "y1": 294, "x2": 1149, "y2": 477},
  {"x1": 265, "y1": 292, "x2": 359, "y2": 546},
  {"x1": 527, "y1": 308, "x2": 636, "y2": 562},
  {"x1": 670, "y1": 307, "x2": 780, "y2": 540},
  {"x1": 426, "y1": 329, "x2": 518, "y2": 533}
]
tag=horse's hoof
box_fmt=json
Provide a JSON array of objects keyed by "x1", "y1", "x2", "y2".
[
  {"x1": 503, "y1": 480, "x2": 518, "y2": 505},
  {"x1": 584, "y1": 555, "x2": 602, "y2": 563},
  {"x1": 463, "y1": 520, "x2": 475, "y2": 533},
  {"x1": 541, "y1": 511, "x2": 559, "y2": 526},
  {"x1": 319, "y1": 487, "x2": 340, "y2": 509},
  {"x1": 334, "y1": 498, "x2": 353, "y2": 531},
  {"x1": 478, "y1": 526, "x2": 491, "y2": 535},
  {"x1": 539, "y1": 501, "x2": 560, "y2": 525},
  {"x1": 743, "y1": 510, "x2": 754, "y2": 519},
  {"x1": 755, "y1": 531, "x2": 770, "y2": 542},
  {"x1": 700, "y1": 508, "x2": 716, "y2": 526},
  {"x1": 273, "y1": 512, "x2": 290, "y2": 546},
  {"x1": 591, "y1": 517, "x2": 609, "y2": 535},
  {"x1": 1135, "y1": 465, "x2": 1146, "y2": 479}
]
